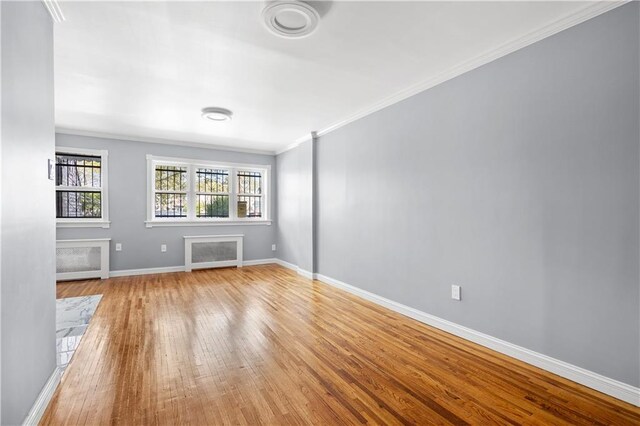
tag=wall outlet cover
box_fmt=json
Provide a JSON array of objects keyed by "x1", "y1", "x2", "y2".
[
  {"x1": 161, "y1": 244, "x2": 167, "y2": 253},
  {"x1": 272, "y1": 244, "x2": 277, "y2": 251},
  {"x1": 451, "y1": 285, "x2": 462, "y2": 301},
  {"x1": 115, "y1": 243, "x2": 122, "y2": 251}
]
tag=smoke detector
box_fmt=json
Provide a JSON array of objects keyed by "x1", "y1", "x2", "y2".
[{"x1": 262, "y1": 1, "x2": 320, "y2": 39}]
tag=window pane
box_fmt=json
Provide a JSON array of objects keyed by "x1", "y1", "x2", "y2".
[
  {"x1": 155, "y1": 193, "x2": 187, "y2": 218},
  {"x1": 56, "y1": 191, "x2": 101, "y2": 218},
  {"x1": 196, "y1": 194, "x2": 229, "y2": 218},
  {"x1": 237, "y1": 171, "x2": 262, "y2": 195},
  {"x1": 155, "y1": 165, "x2": 187, "y2": 191},
  {"x1": 237, "y1": 195, "x2": 262, "y2": 218},
  {"x1": 56, "y1": 154, "x2": 101, "y2": 188},
  {"x1": 196, "y1": 168, "x2": 228, "y2": 193}
]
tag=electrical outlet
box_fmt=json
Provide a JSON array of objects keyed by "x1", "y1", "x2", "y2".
[
  {"x1": 272, "y1": 244, "x2": 277, "y2": 251},
  {"x1": 451, "y1": 285, "x2": 461, "y2": 301},
  {"x1": 161, "y1": 244, "x2": 167, "y2": 253},
  {"x1": 115, "y1": 243, "x2": 122, "y2": 252}
]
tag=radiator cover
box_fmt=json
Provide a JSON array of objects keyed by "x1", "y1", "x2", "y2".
[
  {"x1": 56, "y1": 239, "x2": 110, "y2": 281},
  {"x1": 184, "y1": 235, "x2": 243, "y2": 271}
]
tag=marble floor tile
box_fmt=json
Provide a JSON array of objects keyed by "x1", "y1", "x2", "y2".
[
  {"x1": 56, "y1": 295, "x2": 102, "y2": 330},
  {"x1": 56, "y1": 294, "x2": 102, "y2": 372}
]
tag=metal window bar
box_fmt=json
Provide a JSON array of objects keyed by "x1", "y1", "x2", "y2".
[
  {"x1": 237, "y1": 171, "x2": 262, "y2": 195},
  {"x1": 155, "y1": 166, "x2": 187, "y2": 191},
  {"x1": 196, "y1": 194, "x2": 230, "y2": 218},
  {"x1": 154, "y1": 193, "x2": 187, "y2": 218},
  {"x1": 154, "y1": 165, "x2": 188, "y2": 218},
  {"x1": 195, "y1": 169, "x2": 230, "y2": 218},
  {"x1": 237, "y1": 195, "x2": 262, "y2": 218},
  {"x1": 56, "y1": 190, "x2": 102, "y2": 218},
  {"x1": 55, "y1": 154, "x2": 101, "y2": 188},
  {"x1": 237, "y1": 171, "x2": 262, "y2": 218},
  {"x1": 196, "y1": 169, "x2": 229, "y2": 193}
]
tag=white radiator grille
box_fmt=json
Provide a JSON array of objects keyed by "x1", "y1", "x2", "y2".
[
  {"x1": 56, "y1": 247, "x2": 101, "y2": 273},
  {"x1": 56, "y1": 239, "x2": 110, "y2": 281},
  {"x1": 184, "y1": 235, "x2": 243, "y2": 271},
  {"x1": 192, "y1": 241, "x2": 238, "y2": 264}
]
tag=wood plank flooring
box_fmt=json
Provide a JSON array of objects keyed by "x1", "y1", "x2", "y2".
[{"x1": 43, "y1": 264, "x2": 640, "y2": 425}]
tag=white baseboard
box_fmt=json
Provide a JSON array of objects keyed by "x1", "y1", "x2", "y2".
[
  {"x1": 110, "y1": 266, "x2": 185, "y2": 277},
  {"x1": 23, "y1": 367, "x2": 62, "y2": 425},
  {"x1": 315, "y1": 273, "x2": 640, "y2": 407},
  {"x1": 274, "y1": 258, "x2": 297, "y2": 271},
  {"x1": 296, "y1": 268, "x2": 316, "y2": 279},
  {"x1": 274, "y1": 258, "x2": 317, "y2": 279},
  {"x1": 109, "y1": 259, "x2": 279, "y2": 278},
  {"x1": 243, "y1": 258, "x2": 278, "y2": 266}
]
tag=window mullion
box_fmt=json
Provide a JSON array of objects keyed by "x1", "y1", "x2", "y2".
[
  {"x1": 230, "y1": 168, "x2": 237, "y2": 220},
  {"x1": 188, "y1": 164, "x2": 196, "y2": 221}
]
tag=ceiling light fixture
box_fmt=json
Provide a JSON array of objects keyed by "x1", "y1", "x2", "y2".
[
  {"x1": 262, "y1": 1, "x2": 320, "y2": 39},
  {"x1": 201, "y1": 107, "x2": 233, "y2": 122}
]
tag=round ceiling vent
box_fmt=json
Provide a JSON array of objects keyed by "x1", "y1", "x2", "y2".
[
  {"x1": 262, "y1": 1, "x2": 320, "y2": 39},
  {"x1": 201, "y1": 107, "x2": 233, "y2": 122}
]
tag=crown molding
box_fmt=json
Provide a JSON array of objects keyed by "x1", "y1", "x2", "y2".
[
  {"x1": 56, "y1": 128, "x2": 277, "y2": 156},
  {"x1": 42, "y1": 0, "x2": 65, "y2": 23},
  {"x1": 278, "y1": 0, "x2": 628, "y2": 155},
  {"x1": 275, "y1": 140, "x2": 304, "y2": 156}
]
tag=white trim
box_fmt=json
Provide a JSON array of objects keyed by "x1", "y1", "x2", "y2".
[
  {"x1": 276, "y1": 140, "x2": 305, "y2": 156},
  {"x1": 22, "y1": 367, "x2": 62, "y2": 425},
  {"x1": 57, "y1": 220, "x2": 111, "y2": 229},
  {"x1": 147, "y1": 154, "x2": 271, "y2": 225},
  {"x1": 108, "y1": 258, "x2": 276, "y2": 277},
  {"x1": 312, "y1": 272, "x2": 640, "y2": 407},
  {"x1": 56, "y1": 146, "x2": 107, "y2": 158},
  {"x1": 296, "y1": 268, "x2": 316, "y2": 280},
  {"x1": 145, "y1": 154, "x2": 272, "y2": 171},
  {"x1": 243, "y1": 258, "x2": 277, "y2": 266},
  {"x1": 274, "y1": 258, "x2": 317, "y2": 279},
  {"x1": 279, "y1": 0, "x2": 629, "y2": 154},
  {"x1": 41, "y1": 0, "x2": 64, "y2": 23},
  {"x1": 55, "y1": 238, "x2": 111, "y2": 243},
  {"x1": 274, "y1": 258, "x2": 297, "y2": 271},
  {"x1": 56, "y1": 128, "x2": 276, "y2": 156},
  {"x1": 184, "y1": 234, "x2": 243, "y2": 272},
  {"x1": 182, "y1": 234, "x2": 244, "y2": 239},
  {"x1": 110, "y1": 266, "x2": 185, "y2": 277},
  {"x1": 145, "y1": 220, "x2": 271, "y2": 228},
  {"x1": 55, "y1": 147, "x2": 110, "y2": 227}
]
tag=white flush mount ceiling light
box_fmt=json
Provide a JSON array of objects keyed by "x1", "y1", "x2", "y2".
[
  {"x1": 201, "y1": 107, "x2": 233, "y2": 122},
  {"x1": 262, "y1": 1, "x2": 320, "y2": 39}
]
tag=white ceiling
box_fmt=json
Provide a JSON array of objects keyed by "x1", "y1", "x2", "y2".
[{"x1": 54, "y1": 1, "x2": 607, "y2": 153}]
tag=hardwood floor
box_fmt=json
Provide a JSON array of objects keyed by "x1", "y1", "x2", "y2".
[{"x1": 43, "y1": 264, "x2": 639, "y2": 425}]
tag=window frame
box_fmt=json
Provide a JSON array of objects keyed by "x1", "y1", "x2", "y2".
[
  {"x1": 55, "y1": 147, "x2": 110, "y2": 229},
  {"x1": 146, "y1": 154, "x2": 271, "y2": 227}
]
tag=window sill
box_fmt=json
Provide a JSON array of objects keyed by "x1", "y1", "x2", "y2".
[
  {"x1": 57, "y1": 220, "x2": 111, "y2": 229},
  {"x1": 145, "y1": 220, "x2": 272, "y2": 228}
]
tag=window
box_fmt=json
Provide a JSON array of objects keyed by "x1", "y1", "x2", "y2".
[
  {"x1": 146, "y1": 155, "x2": 270, "y2": 227},
  {"x1": 196, "y1": 168, "x2": 229, "y2": 218},
  {"x1": 237, "y1": 171, "x2": 263, "y2": 218},
  {"x1": 56, "y1": 147, "x2": 109, "y2": 228},
  {"x1": 154, "y1": 165, "x2": 187, "y2": 218}
]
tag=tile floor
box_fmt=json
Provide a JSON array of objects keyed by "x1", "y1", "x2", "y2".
[{"x1": 56, "y1": 295, "x2": 102, "y2": 372}]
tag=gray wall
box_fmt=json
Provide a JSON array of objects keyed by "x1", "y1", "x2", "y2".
[
  {"x1": 315, "y1": 3, "x2": 639, "y2": 386},
  {"x1": 276, "y1": 139, "x2": 314, "y2": 272},
  {"x1": 1, "y1": 2, "x2": 57, "y2": 424},
  {"x1": 56, "y1": 133, "x2": 277, "y2": 271}
]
